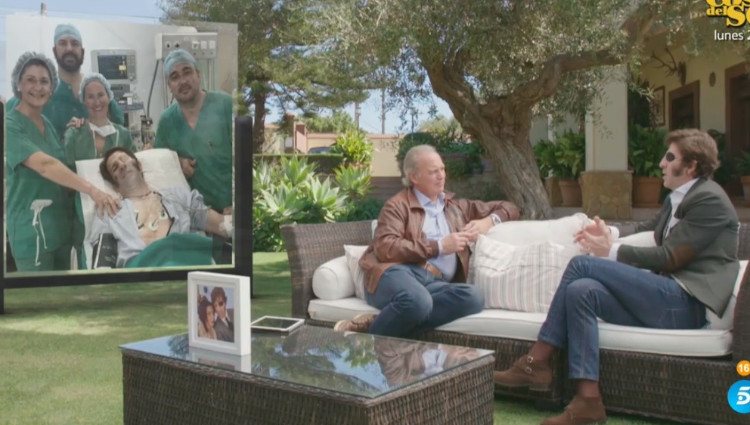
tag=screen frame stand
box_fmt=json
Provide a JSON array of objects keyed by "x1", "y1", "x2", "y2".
[{"x1": 0, "y1": 116, "x2": 253, "y2": 314}]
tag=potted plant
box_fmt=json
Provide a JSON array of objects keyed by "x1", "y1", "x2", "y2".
[
  {"x1": 533, "y1": 139, "x2": 562, "y2": 206},
  {"x1": 552, "y1": 130, "x2": 585, "y2": 206},
  {"x1": 737, "y1": 151, "x2": 750, "y2": 205},
  {"x1": 628, "y1": 125, "x2": 666, "y2": 207}
]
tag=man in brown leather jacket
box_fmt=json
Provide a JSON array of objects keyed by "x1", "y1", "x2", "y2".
[{"x1": 334, "y1": 144, "x2": 520, "y2": 337}]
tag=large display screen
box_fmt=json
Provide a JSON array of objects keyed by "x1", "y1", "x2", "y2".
[{"x1": 2, "y1": 15, "x2": 245, "y2": 284}]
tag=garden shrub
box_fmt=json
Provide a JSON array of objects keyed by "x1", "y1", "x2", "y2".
[
  {"x1": 254, "y1": 153, "x2": 343, "y2": 175},
  {"x1": 252, "y1": 156, "x2": 348, "y2": 252},
  {"x1": 330, "y1": 130, "x2": 373, "y2": 168},
  {"x1": 396, "y1": 131, "x2": 483, "y2": 179}
]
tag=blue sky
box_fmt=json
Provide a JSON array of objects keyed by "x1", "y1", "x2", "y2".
[{"x1": 0, "y1": 0, "x2": 451, "y2": 134}]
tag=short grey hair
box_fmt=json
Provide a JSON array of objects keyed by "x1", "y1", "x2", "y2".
[{"x1": 401, "y1": 144, "x2": 438, "y2": 187}]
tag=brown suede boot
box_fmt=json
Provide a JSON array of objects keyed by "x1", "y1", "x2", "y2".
[
  {"x1": 493, "y1": 354, "x2": 552, "y2": 391},
  {"x1": 541, "y1": 395, "x2": 607, "y2": 425}
]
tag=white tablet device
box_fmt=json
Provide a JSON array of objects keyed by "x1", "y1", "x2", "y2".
[{"x1": 250, "y1": 316, "x2": 304, "y2": 333}]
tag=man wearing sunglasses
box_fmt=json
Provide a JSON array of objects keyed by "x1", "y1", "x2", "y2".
[
  {"x1": 495, "y1": 129, "x2": 739, "y2": 425},
  {"x1": 211, "y1": 287, "x2": 234, "y2": 342}
]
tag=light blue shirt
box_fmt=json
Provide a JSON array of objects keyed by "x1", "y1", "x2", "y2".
[{"x1": 414, "y1": 189, "x2": 457, "y2": 281}]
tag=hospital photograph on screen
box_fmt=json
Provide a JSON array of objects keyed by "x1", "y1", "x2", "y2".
[{"x1": 2, "y1": 14, "x2": 238, "y2": 277}]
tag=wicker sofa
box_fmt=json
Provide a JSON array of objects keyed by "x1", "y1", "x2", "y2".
[{"x1": 281, "y1": 220, "x2": 750, "y2": 425}]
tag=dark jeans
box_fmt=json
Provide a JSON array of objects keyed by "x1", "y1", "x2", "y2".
[
  {"x1": 365, "y1": 264, "x2": 484, "y2": 337},
  {"x1": 538, "y1": 255, "x2": 706, "y2": 381}
]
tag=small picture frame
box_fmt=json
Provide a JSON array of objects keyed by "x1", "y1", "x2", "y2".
[
  {"x1": 251, "y1": 316, "x2": 304, "y2": 333},
  {"x1": 651, "y1": 85, "x2": 665, "y2": 126},
  {"x1": 188, "y1": 271, "x2": 250, "y2": 355}
]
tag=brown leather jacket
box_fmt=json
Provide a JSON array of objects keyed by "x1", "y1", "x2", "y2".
[{"x1": 359, "y1": 188, "x2": 520, "y2": 293}]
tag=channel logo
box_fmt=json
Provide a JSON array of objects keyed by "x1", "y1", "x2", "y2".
[{"x1": 727, "y1": 380, "x2": 750, "y2": 414}]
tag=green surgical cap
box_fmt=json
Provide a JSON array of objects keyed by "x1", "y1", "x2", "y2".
[
  {"x1": 80, "y1": 73, "x2": 114, "y2": 101},
  {"x1": 163, "y1": 48, "x2": 197, "y2": 77},
  {"x1": 54, "y1": 24, "x2": 82, "y2": 44},
  {"x1": 11, "y1": 51, "x2": 59, "y2": 99}
]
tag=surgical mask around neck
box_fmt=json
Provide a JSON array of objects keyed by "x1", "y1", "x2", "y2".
[{"x1": 89, "y1": 121, "x2": 116, "y2": 138}]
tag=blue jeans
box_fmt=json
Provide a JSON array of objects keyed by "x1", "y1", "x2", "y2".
[
  {"x1": 365, "y1": 264, "x2": 484, "y2": 337},
  {"x1": 538, "y1": 255, "x2": 706, "y2": 381}
]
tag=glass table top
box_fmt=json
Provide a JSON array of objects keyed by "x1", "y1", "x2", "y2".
[{"x1": 121, "y1": 325, "x2": 493, "y2": 399}]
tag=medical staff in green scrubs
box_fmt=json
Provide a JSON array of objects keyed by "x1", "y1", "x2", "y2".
[
  {"x1": 4, "y1": 24, "x2": 125, "y2": 139},
  {"x1": 6, "y1": 52, "x2": 120, "y2": 272},
  {"x1": 155, "y1": 49, "x2": 232, "y2": 212},
  {"x1": 63, "y1": 73, "x2": 134, "y2": 268},
  {"x1": 64, "y1": 73, "x2": 134, "y2": 163}
]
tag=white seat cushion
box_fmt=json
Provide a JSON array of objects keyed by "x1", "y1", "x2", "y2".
[{"x1": 309, "y1": 300, "x2": 732, "y2": 357}]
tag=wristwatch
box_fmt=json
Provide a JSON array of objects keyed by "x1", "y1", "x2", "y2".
[{"x1": 490, "y1": 214, "x2": 502, "y2": 226}]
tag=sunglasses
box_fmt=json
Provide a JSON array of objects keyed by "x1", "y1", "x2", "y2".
[
  {"x1": 216, "y1": 301, "x2": 225, "y2": 307},
  {"x1": 664, "y1": 152, "x2": 678, "y2": 162}
]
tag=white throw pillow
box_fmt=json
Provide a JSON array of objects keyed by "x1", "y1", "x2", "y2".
[
  {"x1": 470, "y1": 236, "x2": 569, "y2": 312},
  {"x1": 706, "y1": 260, "x2": 747, "y2": 330},
  {"x1": 312, "y1": 256, "x2": 355, "y2": 300},
  {"x1": 344, "y1": 245, "x2": 369, "y2": 300},
  {"x1": 484, "y1": 213, "x2": 591, "y2": 258}
]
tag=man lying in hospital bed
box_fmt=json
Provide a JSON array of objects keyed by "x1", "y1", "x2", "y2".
[{"x1": 77, "y1": 147, "x2": 232, "y2": 268}]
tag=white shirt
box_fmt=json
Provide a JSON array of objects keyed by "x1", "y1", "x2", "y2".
[
  {"x1": 414, "y1": 189, "x2": 457, "y2": 280},
  {"x1": 608, "y1": 178, "x2": 699, "y2": 260}
]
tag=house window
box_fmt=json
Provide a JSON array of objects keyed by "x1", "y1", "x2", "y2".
[{"x1": 669, "y1": 81, "x2": 700, "y2": 130}]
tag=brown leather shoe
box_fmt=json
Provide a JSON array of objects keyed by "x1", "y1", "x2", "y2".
[
  {"x1": 333, "y1": 313, "x2": 377, "y2": 333},
  {"x1": 493, "y1": 354, "x2": 552, "y2": 391},
  {"x1": 541, "y1": 395, "x2": 607, "y2": 425}
]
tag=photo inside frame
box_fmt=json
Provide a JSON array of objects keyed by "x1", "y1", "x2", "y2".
[
  {"x1": 196, "y1": 284, "x2": 236, "y2": 343},
  {"x1": 2, "y1": 15, "x2": 238, "y2": 278}
]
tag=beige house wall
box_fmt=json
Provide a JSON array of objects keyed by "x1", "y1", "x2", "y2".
[{"x1": 639, "y1": 46, "x2": 744, "y2": 132}]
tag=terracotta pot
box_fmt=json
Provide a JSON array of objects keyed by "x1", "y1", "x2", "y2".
[
  {"x1": 558, "y1": 178, "x2": 582, "y2": 207},
  {"x1": 632, "y1": 176, "x2": 662, "y2": 208},
  {"x1": 741, "y1": 176, "x2": 750, "y2": 205}
]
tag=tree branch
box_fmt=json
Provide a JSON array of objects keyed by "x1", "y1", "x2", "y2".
[{"x1": 511, "y1": 4, "x2": 657, "y2": 106}]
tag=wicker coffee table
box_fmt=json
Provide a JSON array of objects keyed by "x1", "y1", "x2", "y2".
[{"x1": 121, "y1": 325, "x2": 494, "y2": 424}]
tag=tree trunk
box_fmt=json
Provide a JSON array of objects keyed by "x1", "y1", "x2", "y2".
[
  {"x1": 252, "y1": 91, "x2": 268, "y2": 154},
  {"x1": 464, "y1": 112, "x2": 554, "y2": 219},
  {"x1": 423, "y1": 63, "x2": 553, "y2": 219}
]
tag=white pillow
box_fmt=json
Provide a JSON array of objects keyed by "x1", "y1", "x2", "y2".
[
  {"x1": 706, "y1": 260, "x2": 747, "y2": 330},
  {"x1": 485, "y1": 213, "x2": 591, "y2": 258},
  {"x1": 618, "y1": 231, "x2": 655, "y2": 247},
  {"x1": 344, "y1": 245, "x2": 369, "y2": 300},
  {"x1": 312, "y1": 256, "x2": 355, "y2": 300},
  {"x1": 470, "y1": 236, "x2": 569, "y2": 312}
]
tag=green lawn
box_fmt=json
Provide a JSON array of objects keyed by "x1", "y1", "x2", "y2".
[{"x1": 0, "y1": 253, "x2": 675, "y2": 424}]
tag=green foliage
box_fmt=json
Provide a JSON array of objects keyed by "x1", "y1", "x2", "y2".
[
  {"x1": 532, "y1": 139, "x2": 556, "y2": 179},
  {"x1": 337, "y1": 197, "x2": 384, "y2": 222},
  {"x1": 628, "y1": 125, "x2": 667, "y2": 177},
  {"x1": 254, "y1": 153, "x2": 344, "y2": 175},
  {"x1": 627, "y1": 79, "x2": 655, "y2": 129},
  {"x1": 553, "y1": 130, "x2": 586, "y2": 180},
  {"x1": 301, "y1": 110, "x2": 360, "y2": 133},
  {"x1": 396, "y1": 130, "x2": 483, "y2": 179},
  {"x1": 334, "y1": 165, "x2": 372, "y2": 199},
  {"x1": 708, "y1": 129, "x2": 734, "y2": 185},
  {"x1": 252, "y1": 156, "x2": 349, "y2": 251},
  {"x1": 396, "y1": 132, "x2": 438, "y2": 163},
  {"x1": 330, "y1": 130, "x2": 373, "y2": 167},
  {"x1": 736, "y1": 152, "x2": 750, "y2": 177}
]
